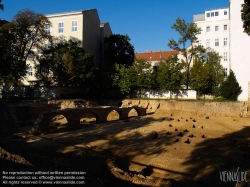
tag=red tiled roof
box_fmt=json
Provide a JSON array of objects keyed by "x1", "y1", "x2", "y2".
[{"x1": 135, "y1": 50, "x2": 179, "y2": 62}]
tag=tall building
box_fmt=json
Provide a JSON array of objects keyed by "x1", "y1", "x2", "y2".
[
  {"x1": 194, "y1": 7, "x2": 230, "y2": 77},
  {"x1": 25, "y1": 9, "x2": 112, "y2": 85},
  {"x1": 194, "y1": 1, "x2": 250, "y2": 101},
  {"x1": 230, "y1": 0, "x2": 250, "y2": 101}
]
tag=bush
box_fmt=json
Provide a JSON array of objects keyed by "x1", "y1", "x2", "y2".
[{"x1": 220, "y1": 70, "x2": 242, "y2": 101}]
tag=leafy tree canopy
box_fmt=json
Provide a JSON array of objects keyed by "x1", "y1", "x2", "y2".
[
  {"x1": 190, "y1": 60, "x2": 211, "y2": 96},
  {"x1": 104, "y1": 34, "x2": 134, "y2": 68},
  {"x1": 242, "y1": 0, "x2": 250, "y2": 35},
  {"x1": 168, "y1": 17, "x2": 205, "y2": 89},
  {"x1": 220, "y1": 70, "x2": 242, "y2": 101},
  {"x1": 157, "y1": 55, "x2": 184, "y2": 90},
  {"x1": 0, "y1": 9, "x2": 51, "y2": 85},
  {"x1": 36, "y1": 38, "x2": 98, "y2": 87},
  {"x1": 206, "y1": 50, "x2": 224, "y2": 96}
]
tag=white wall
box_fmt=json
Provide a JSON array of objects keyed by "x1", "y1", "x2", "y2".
[
  {"x1": 139, "y1": 89, "x2": 197, "y2": 100},
  {"x1": 230, "y1": 0, "x2": 250, "y2": 101},
  {"x1": 194, "y1": 8, "x2": 230, "y2": 76}
]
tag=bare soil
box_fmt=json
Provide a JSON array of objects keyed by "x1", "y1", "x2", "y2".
[{"x1": 0, "y1": 101, "x2": 250, "y2": 187}]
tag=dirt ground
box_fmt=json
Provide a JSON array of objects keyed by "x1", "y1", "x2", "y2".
[{"x1": 0, "y1": 101, "x2": 250, "y2": 187}]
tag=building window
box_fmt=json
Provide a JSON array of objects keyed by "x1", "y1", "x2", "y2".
[
  {"x1": 211, "y1": 12, "x2": 214, "y2": 17},
  {"x1": 223, "y1": 52, "x2": 228, "y2": 61},
  {"x1": 72, "y1": 21, "x2": 78, "y2": 32},
  {"x1": 206, "y1": 26, "x2": 210, "y2": 32},
  {"x1": 45, "y1": 24, "x2": 50, "y2": 34},
  {"x1": 58, "y1": 22, "x2": 64, "y2": 33},
  {"x1": 28, "y1": 66, "x2": 33, "y2": 76},
  {"x1": 224, "y1": 68, "x2": 228, "y2": 77},
  {"x1": 207, "y1": 12, "x2": 210, "y2": 17},
  {"x1": 45, "y1": 43, "x2": 50, "y2": 49},
  {"x1": 224, "y1": 38, "x2": 228, "y2": 46},
  {"x1": 224, "y1": 11, "x2": 227, "y2": 15},
  {"x1": 215, "y1": 39, "x2": 219, "y2": 46},
  {"x1": 206, "y1": 39, "x2": 210, "y2": 47},
  {"x1": 215, "y1": 11, "x2": 219, "y2": 16},
  {"x1": 28, "y1": 53, "x2": 34, "y2": 60},
  {"x1": 198, "y1": 40, "x2": 202, "y2": 46},
  {"x1": 215, "y1": 26, "x2": 219, "y2": 31},
  {"x1": 224, "y1": 25, "x2": 228, "y2": 31}
]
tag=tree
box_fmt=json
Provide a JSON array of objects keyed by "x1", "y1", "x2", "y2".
[
  {"x1": 190, "y1": 60, "x2": 212, "y2": 98},
  {"x1": 206, "y1": 51, "x2": 225, "y2": 97},
  {"x1": 112, "y1": 64, "x2": 132, "y2": 94},
  {"x1": 220, "y1": 70, "x2": 242, "y2": 101},
  {"x1": 168, "y1": 18, "x2": 205, "y2": 89},
  {"x1": 0, "y1": 9, "x2": 52, "y2": 85},
  {"x1": 0, "y1": 0, "x2": 3, "y2": 11},
  {"x1": 242, "y1": 0, "x2": 250, "y2": 35},
  {"x1": 157, "y1": 55, "x2": 184, "y2": 90},
  {"x1": 190, "y1": 50, "x2": 225, "y2": 98},
  {"x1": 36, "y1": 39, "x2": 98, "y2": 87},
  {"x1": 130, "y1": 58, "x2": 154, "y2": 97},
  {"x1": 104, "y1": 34, "x2": 135, "y2": 68},
  {"x1": 190, "y1": 60, "x2": 211, "y2": 97}
]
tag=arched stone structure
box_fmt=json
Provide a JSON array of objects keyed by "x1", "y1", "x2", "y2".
[{"x1": 34, "y1": 106, "x2": 147, "y2": 134}]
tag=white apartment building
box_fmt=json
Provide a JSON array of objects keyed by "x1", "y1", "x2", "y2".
[
  {"x1": 25, "y1": 9, "x2": 112, "y2": 85},
  {"x1": 230, "y1": 0, "x2": 250, "y2": 101},
  {"x1": 194, "y1": 1, "x2": 250, "y2": 101},
  {"x1": 194, "y1": 8, "x2": 230, "y2": 77}
]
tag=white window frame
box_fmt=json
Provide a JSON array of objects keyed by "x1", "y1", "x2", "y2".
[
  {"x1": 45, "y1": 43, "x2": 50, "y2": 49},
  {"x1": 224, "y1": 11, "x2": 227, "y2": 15},
  {"x1": 224, "y1": 25, "x2": 228, "y2": 31},
  {"x1": 207, "y1": 12, "x2": 210, "y2": 17},
  {"x1": 28, "y1": 53, "x2": 34, "y2": 60},
  {"x1": 206, "y1": 39, "x2": 210, "y2": 48},
  {"x1": 224, "y1": 68, "x2": 228, "y2": 77},
  {"x1": 28, "y1": 66, "x2": 33, "y2": 76},
  {"x1": 223, "y1": 38, "x2": 228, "y2": 46},
  {"x1": 45, "y1": 24, "x2": 50, "y2": 34},
  {"x1": 215, "y1": 39, "x2": 219, "y2": 46},
  {"x1": 215, "y1": 11, "x2": 219, "y2": 16},
  {"x1": 211, "y1": 12, "x2": 214, "y2": 17},
  {"x1": 223, "y1": 52, "x2": 228, "y2": 61},
  {"x1": 206, "y1": 26, "x2": 210, "y2": 32},
  {"x1": 58, "y1": 22, "x2": 64, "y2": 33},
  {"x1": 215, "y1": 26, "x2": 219, "y2": 31},
  {"x1": 72, "y1": 20, "x2": 78, "y2": 32}
]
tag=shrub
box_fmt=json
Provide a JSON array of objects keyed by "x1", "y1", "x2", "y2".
[{"x1": 220, "y1": 70, "x2": 242, "y2": 101}]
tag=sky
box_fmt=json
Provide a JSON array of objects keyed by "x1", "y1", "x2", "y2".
[{"x1": 0, "y1": 0, "x2": 229, "y2": 52}]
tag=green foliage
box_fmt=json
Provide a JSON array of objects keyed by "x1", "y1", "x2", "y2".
[
  {"x1": 104, "y1": 34, "x2": 134, "y2": 68},
  {"x1": 0, "y1": 9, "x2": 51, "y2": 85},
  {"x1": 190, "y1": 51, "x2": 224, "y2": 97},
  {"x1": 190, "y1": 60, "x2": 211, "y2": 96},
  {"x1": 168, "y1": 17, "x2": 206, "y2": 89},
  {"x1": 130, "y1": 58, "x2": 153, "y2": 90},
  {"x1": 220, "y1": 70, "x2": 242, "y2": 101},
  {"x1": 111, "y1": 58, "x2": 154, "y2": 95},
  {"x1": 157, "y1": 55, "x2": 184, "y2": 90},
  {"x1": 36, "y1": 39, "x2": 98, "y2": 87},
  {"x1": 242, "y1": 0, "x2": 250, "y2": 35},
  {"x1": 112, "y1": 64, "x2": 132, "y2": 94},
  {"x1": 206, "y1": 51, "x2": 224, "y2": 96}
]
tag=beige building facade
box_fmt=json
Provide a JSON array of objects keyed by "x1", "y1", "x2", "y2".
[{"x1": 24, "y1": 9, "x2": 112, "y2": 85}]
